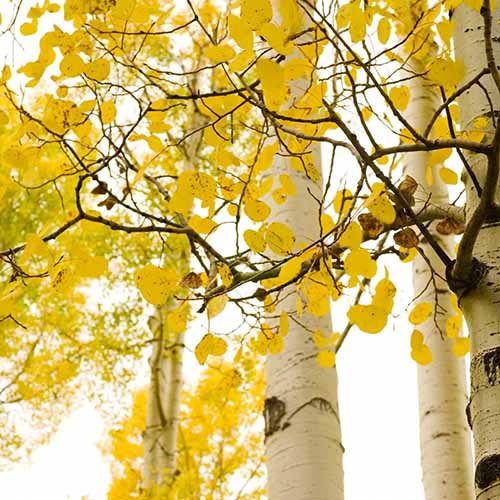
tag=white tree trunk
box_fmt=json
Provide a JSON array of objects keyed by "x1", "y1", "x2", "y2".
[
  {"x1": 263, "y1": 3, "x2": 344, "y2": 497},
  {"x1": 454, "y1": 3, "x2": 500, "y2": 497},
  {"x1": 264, "y1": 148, "x2": 344, "y2": 500},
  {"x1": 404, "y1": 57, "x2": 473, "y2": 499},
  {"x1": 143, "y1": 302, "x2": 184, "y2": 491}
]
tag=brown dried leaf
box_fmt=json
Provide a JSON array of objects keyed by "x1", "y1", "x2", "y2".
[
  {"x1": 254, "y1": 287, "x2": 268, "y2": 301},
  {"x1": 91, "y1": 182, "x2": 108, "y2": 195},
  {"x1": 394, "y1": 227, "x2": 419, "y2": 248},
  {"x1": 97, "y1": 195, "x2": 118, "y2": 210},
  {"x1": 398, "y1": 175, "x2": 417, "y2": 206},
  {"x1": 436, "y1": 217, "x2": 464, "y2": 235},
  {"x1": 358, "y1": 213, "x2": 384, "y2": 238},
  {"x1": 179, "y1": 271, "x2": 203, "y2": 289}
]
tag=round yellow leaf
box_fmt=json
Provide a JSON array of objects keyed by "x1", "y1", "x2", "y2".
[
  {"x1": 244, "y1": 199, "x2": 271, "y2": 222},
  {"x1": 411, "y1": 344, "x2": 432, "y2": 365},
  {"x1": 60, "y1": 54, "x2": 85, "y2": 78},
  {"x1": 134, "y1": 264, "x2": 177, "y2": 305},
  {"x1": 452, "y1": 337, "x2": 470, "y2": 357},
  {"x1": 439, "y1": 167, "x2": 458, "y2": 185},
  {"x1": 266, "y1": 222, "x2": 295, "y2": 255},
  {"x1": 317, "y1": 350, "x2": 336, "y2": 368},
  {"x1": 348, "y1": 304, "x2": 387, "y2": 334},
  {"x1": 408, "y1": 302, "x2": 433, "y2": 325},
  {"x1": 244, "y1": 229, "x2": 266, "y2": 253}
]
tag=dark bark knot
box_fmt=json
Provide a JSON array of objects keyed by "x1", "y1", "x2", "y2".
[
  {"x1": 484, "y1": 347, "x2": 500, "y2": 386},
  {"x1": 264, "y1": 396, "x2": 335, "y2": 440},
  {"x1": 476, "y1": 454, "x2": 500, "y2": 489},
  {"x1": 264, "y1": 396, "x2": 286, "y2": 439},
  {"x1": 446, "y1": 257, "x2": 489, "y2": 300}
]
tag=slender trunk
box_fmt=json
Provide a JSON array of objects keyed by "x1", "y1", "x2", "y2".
[
  {"x1": 264, "y1": 145, "x2": 344, "y2": 500},
  {"x1": 454, "y1": 4, "x2": 500, "y2": 497},
  {"x1": 404, "y1": 56, "x2": 473, "y2": 498},
  {"x1": 143, "y1": 302, "x2": 184, "y2": 491},
  {"x1": 264, "y1": 4, "x2": 344, "y2": 496}
]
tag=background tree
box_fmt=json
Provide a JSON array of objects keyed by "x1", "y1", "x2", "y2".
[{"x1": 105, "y1": 356, "x2": 265, "y2": 499}]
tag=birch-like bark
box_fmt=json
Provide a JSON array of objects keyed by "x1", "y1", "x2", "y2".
[
  {"x1": 143, "y1": 302, "x2": 185, "y2": 491},
  {"x1": 142, "y1": 107, "x2": 206, "y2": 492},
  {"x1": 264, "y1": 147, "x2": 344, "y2": 500},
  {"x1": 404, "y1": 56, "x2": 473, "y2": 499},
  {"x1": 454, "y1": 3, "x2": 500, "y2": 497},
  {"x1": 263, "y1": 4, "x2": 344, "y2": 498}
]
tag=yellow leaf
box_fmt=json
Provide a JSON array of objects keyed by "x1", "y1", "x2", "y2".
[
  {"x1": 348, "y1": 304, "x2": 387, "y2": 334},
  {"x1": 338, "y1": 221, "x2": 362, "y2": 249},
  {"x1": 259, "y1": 22, "x2": 293, "y2": 56},
  {"x1": 205, "y1": 44, "x2": 236, "y2": 64},
  {"x1": 321, "y1": 214, "x2": 335, "y2": 235},
  {"x1": 427, "y1": 58, "x2": 465, "y2": 88},
  {"x1": 229, "y1": 14, "x2": 254, "y2": 49},
  {"x1": 317, "y1": 350, "x2": 336, "y2": 368},
  {"x1": 244, "y1": 229, "x2": 267, "y2": 253},
  {"x1": 51, "y1": 264, "x2": 76, "y2": 295},
  {"x1": 169, "y1": 187, "x2": 193, "y2": 214},
  {"x1": 268, "y1": 335, "x2": 284, "y2": 354},
  {"x1": 217, "y1": 262, "x2": 233, "y2": 287},
  {"x1": 134, "y1": 264, "x2": 177, "y2": 305},
  {"x1": 85, "y1": 59, "x2": 110, "y2": 80},
  {"x1": 445, "y1": 314, "x2": 462, "y2": 338},
  {"x1": 195, "y1": 333, "x2": 228, "y2": 364},
  {"x1": 101, "y1": 100, "x2": 117, "y2": 124},
  {"x1": 279, "y1": 311, "x2": 289, "y2": 336},
  {"x1": 313, "y1": 329, "x2": 328, "y2": 348},
  {"x1": 188, "y1": 215, "x2": 217, "y2": 234},
  {"x1": 255, "y1": 58, "x2": 289, "y2": 109},
  {"x1": 240, "y1": 0, "x2": 273, "y2": 30},
  {"x1": 266, "y1": 222, "x2": 295, "y2": 255},
  {"x1": 278, "y1": 257, "x2": 302, "y2": 282},
  {"x1": 452, "y1": 337, "x2": 470, "y2": 357},
  {"x1": 349, "y1": 5, "x2": 366, "y2": 43},
  {"x1": 20, "y1": 21, "x2": 38, "y2": 36},
  {"x1": 389, "y1": 86, "x2": 410, "y2": 111},
  {"x1": 60, "y1": 53, "x2": 85, "y2": 78},
  {"x1": 279, "y1": 174, "x2": 296, "y2": 195},
  {"x1": 410, "y1": 329, "x2": 424, "y2": 349},
  {"x1": 244, "y1": 199, "x2": 271, "y2": 222},
  {"x1": 411, "y1": 344, "x2": 432, "y2": 365},
  {"x1": 77, "y1": 255, "x2": 108, "y2": 278},
  {"x1": 373, "y1": 276, "x2": 396, "y2": 313},
  {"x1": 344, "y1": 248, "x2": 377, "y2": 279},
  {"x1": 207, "y1": 294, "x2": 229, "y2": 319},
  {"x1": 229, "y1": 49, "x2": 255, "y2": 72},
  {"x1": 367, "y1": 184, "x2": 396, "y2": 224},
  {"x1": 439, "y1": 167, "x2": 458, "y2": 185},
  {"x1": 333, "y1": 189, "x2": 353, "y2": 214},
  {"x1": 408, "y1": 302, "x2": 433, "y2": 325},
  {"x1": 377, "y1": 17, "x2": 391, "y2": 44}
]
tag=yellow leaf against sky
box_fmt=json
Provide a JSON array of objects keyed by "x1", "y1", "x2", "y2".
[
  {"x1": 349, "y1": 5, "x2": 366, "y2": 43},
  {"x1": 347, "y1": 304, "x2": 387, "y2": 334},
  {"x1": 426, "y1": 58, "x2": 465, "y2": 89},
  {"x1": 195, "y1": 333, "x2": 228, "y2": 364},
  {"x1": 338, "y1": 222, "x2": 362, "y2": 249},
  {"x1": 188, "y1": 215, "x2": 217, "y2": 234},
  {"x1": 259, "y1": 22, "x2": 293, "y2": 56},
  {"x1": 134, "y1": 264, "x2": 178, "y2": 305},
  {"x1": 60, "y1": 53, "x2": 84, "y2": 78},
  {"x1": 85, "y1": 59, "x2": 110, "y2": 80},
  {"x1": 377, "y1": 17, "x2": 391, "y2": 44},
  {"x1": 207, "y1": 294, "x2": 229, "y2": 319},
  {"x1": 101, "y1": 100, "x2": 117, "y2": 124},
  {"x1": 344, "y1": 248, "x2": 377, "y2": 279},
  {"x1": 205, "y1": 44, "x2": 236, "y2": 65}
]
